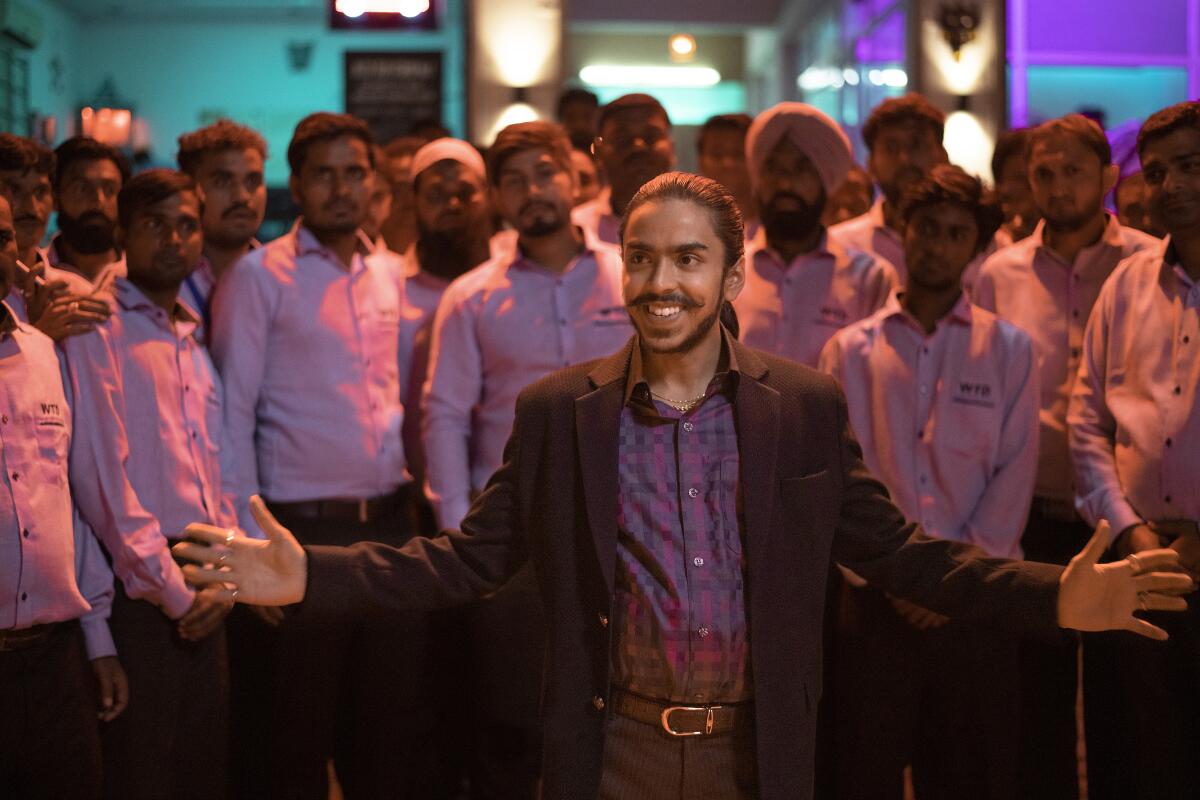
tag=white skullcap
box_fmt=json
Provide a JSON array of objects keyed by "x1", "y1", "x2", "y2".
[{"x1": 410, "y1": 137, "x2": 486, "y2": 183}]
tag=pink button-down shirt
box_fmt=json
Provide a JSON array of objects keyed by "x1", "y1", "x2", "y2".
[
  {"x1": 63, "y1": 280, "x2": 234, "y2": 620},
  {"x1": 43, "y1": 235, "x2": 126, "y2": 302},
  {"x1": 571, "y1": 192, "x2": 621, "y2": 246},
  {"x1": 211, "y1": 222, "x2": 408, "y2": 523},
  {"x1": 828, "y1": 197, "x2": 906, "y2": 283},
  {"x1": 179, "y1": 240, "x2": 261, "y2": 346},
  {"x1": 734, "y1": 231, "x2": 897, "y2": 367},
  {"x1": 819, "y1": 294, "x2": 1038, "y2": 558},
  {"x1": 423, "y1": 243, "x2": 633, "y2": 527},
  {"x1": 1069, "y1": 239, "x2": 1200, "y2": 540},
  {"x1": 0, "y1": 305, "x2": 115, "y2": 657},
  {"x1": 973, "y1": 216, "x2": 1159, "y2": 506}
]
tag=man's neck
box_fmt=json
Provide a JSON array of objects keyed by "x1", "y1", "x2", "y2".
[
  {"x1": 902, "y1": 283, "x2": 962, "y2": 334},
  {"x1": 203, "y1": 239, "x2": 254, "y2": 281},
  {"x1": 767, "y1": 225, "x2": 824, "y2": 265},
  {"x1": 130, "y1": 278, "x2": 180, "y2": 316},
  {"x1": 640, "y1": 325, "x2": 724, "y2": 402},
  {"x1": 17, "y1": 245, "x2": 38, "y2": 269},
  {"x1": 1170, "y1": 231, "x2": 1200, "y2": 281},
  {"x1": 1043, "y1": 211, "x2": 1108, "y2": 266},
  {"x1": 307, "y1": 225, "x2": 360, "y2": 270},
  {"x1": 416, "y1": 232, "x2": 490, "y2": 282},
  {"x1": 57, "y1": 240, "x2": 116, "y2": 281},
  {"x1": 519, "y1": 224, "x2": 584, "y2": 273},
  {"x1": 609, "y1": 186, "x2": 635, "y2": 219},
  {"x1": 881, "y1": 198, "x2": 904, "y2": 234}
]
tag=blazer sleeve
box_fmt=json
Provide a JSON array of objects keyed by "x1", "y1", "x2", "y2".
[
  {"x1": 301, "y1": 391, "x2": 532, "y2": 617},
  {"x1": 826, "y1": 380, "x2": 1065, "y2": 638}
]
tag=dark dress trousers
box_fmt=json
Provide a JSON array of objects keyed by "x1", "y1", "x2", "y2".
[{"x1": 302, "y1": 336, "x2": 1064, "y2": 800}]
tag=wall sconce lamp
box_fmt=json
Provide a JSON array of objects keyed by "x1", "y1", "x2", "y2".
[
  {"x1": 79, "y1": 77, "x2": 134, "y2": 147},
  {"x1": 938, "y1": 3, "x2": 981, "y2": 61}
]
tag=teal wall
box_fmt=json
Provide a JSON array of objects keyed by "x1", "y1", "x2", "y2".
[{"x1": 28, "y1": 0, "x2": 465, "y2": 185}]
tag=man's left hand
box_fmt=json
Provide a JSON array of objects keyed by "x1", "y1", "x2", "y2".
[
  {"x1": 177, "y1": 584, "x2": 236, "y2": 641},
  {"x1": 1057, "y1": 521, "x2": 1194, "y2": 639},
  {"x1": 91, "y1": 656, "x2": 129, "y2": 722}
]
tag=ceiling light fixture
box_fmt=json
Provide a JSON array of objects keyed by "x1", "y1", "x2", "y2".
[{"x1": 580, "y1": 64, "x2": 721, "y2": 88}]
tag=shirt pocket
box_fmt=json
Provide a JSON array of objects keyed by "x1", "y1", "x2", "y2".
[{"x1": 34, "y1": 417, "x2": 70, "y2": 485}]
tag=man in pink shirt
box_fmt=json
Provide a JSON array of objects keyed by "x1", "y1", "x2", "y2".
[
  {"x1": 0, "y1": 194, "x2": 126, "y2": 800},
  {"x1": 1068, "y1": 101, "x2": 1200, "y2": 799},
  {"x1": 175, "y1": 119, "x2": 268, "y2": 344},
  {"x1": 828, "y1": 94, "x2": 949, "y2": 283},
  {"x1": 973, "y1": 113, "x2": 1160, "y2": 798},
  {"x1": 734, "y1": 103, "x2": 896, "y2": 367},
  {"x1": 63, "y1": 169, "x2": 235, "y2": 798},
  {"x1": 422, "y1": 121, "x2": 633, "y2": 798},
  {"x1": 210, "y1": 113, "x2": 434, "y2": 800},
  {"x1": 821, "y1": 165, "x2": 1037, "y2": 798}
]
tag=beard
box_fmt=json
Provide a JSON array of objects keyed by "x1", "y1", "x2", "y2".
[
  {"x1": 627, "y1": 288, "x2": 721, "y2": 355},
  {"x1": 57, "y1": 208, "x2": 117, "y2": 254},
  {"x1": 1042, "y1": 202, "x2": 1099, "y2": 233},
  {"x1": 761, "y1": 189, "x2": 824, "y2": 244},
  {"x1": 416, "y1": 219, "x2": 490, "y2": 281},
  {"x1": 881, "y1": 166, "x2": 926, "y2": 206},
  {"x1": 517, "y1": 199, "x2": 567, "y2": 238}
]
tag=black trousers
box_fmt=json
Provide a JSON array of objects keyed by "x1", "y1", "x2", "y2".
[
  {"x1": 242, "y1": 500, "x2": 437, "y2": 800},
  {"x1": 0, "y1": 622, "x2": 102, "y2": 800},
  {"x1": 832, "y1": 584, "x2": 1020, "y2": 800},
  {"x1": 102, "y1": 583, "x2": 229, "y2": 800},
  {"x1": 1016, "y1": 506, "x2": 1092, "y2": 800}
]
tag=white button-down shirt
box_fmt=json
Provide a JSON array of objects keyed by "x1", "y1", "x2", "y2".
[
  {"x1": 820, "y1": 293, "x2": 1039, "y2": 558},
  {"x1": 735, "y1": 230, "x2": 897, "y2": 367},
  {"x1": 828, "y1": 197, "x2": 906, "y2": 283},
  {"x1": 64, "y1": 280, "x2": 236, "y2": 619},
  {"x1": 1069, "y1": 238, "x2": 1200, "y2": 540},
  {"x1": 973, "y1": 216, "x2": 1159, "y2": 507},
  {"x1": 422, "y1": 243, "x2": 633, "y2": 528},
  {"x1": 0, "y1": 304, "x2": 115, "y2": 657},
  {"x1": 211, "y1": 223, "x2": 409, "y2": 523}
]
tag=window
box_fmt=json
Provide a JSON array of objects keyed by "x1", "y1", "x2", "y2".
[{"x1": 0, "y1": 41, "x2": 31, "y2": 136}]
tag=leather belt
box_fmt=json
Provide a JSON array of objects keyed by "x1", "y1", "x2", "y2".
[
  {"x1": 266, "y1": 485, "x2": 412, "y2": 524},
  {"x1": 0, "y1": 622, "x2": 59, "y2": 653},
  {"x1": 610, "y1": 688, "x2": 751, "y2": 737}
]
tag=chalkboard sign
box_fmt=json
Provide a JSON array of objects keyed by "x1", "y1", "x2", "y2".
[{"x1": 344, "y1": 51, "x2": 442, "y2": 144}]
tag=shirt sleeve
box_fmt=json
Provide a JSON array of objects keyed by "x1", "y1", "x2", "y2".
[
  {"x1": 867, "y1": 259, "x2": 899, "y2": 314},
  {"x1": 955, "y1": 332, "x2": 1040, "y2": 558},
  {"x1": 63, "y1": 329, "x2": 195, "y2": 620},
  {"x1": 210, "y1": 256, "x2": 275, "y2": 534},
  {"x1": 73, "y1": 507, "x2": 117, "y2": 659},
  {"x1": 421, "y1": 287, "x2": 484, "y2": 529},
  {"x1": 816, "y1": 332, "x2": 844, "y2": 382},
  {"x1": 971, "y1": 264, "x2": 998, "y2": 312},
  {"x1": 1067, "y1": 282, "x2": 1143, "y2": 539}
]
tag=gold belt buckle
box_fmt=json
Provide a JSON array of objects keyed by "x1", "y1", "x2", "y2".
[{"x1": 660, "y1": 704, "x2": 721, "y2": 737}]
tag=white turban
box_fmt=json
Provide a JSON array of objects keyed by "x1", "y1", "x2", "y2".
[
  {"x1": 745, "y1": 103, "x2": 853, "y2": 194},
  {"x1": 410, "y1": 137, "x2": 486, "y2": 183}
]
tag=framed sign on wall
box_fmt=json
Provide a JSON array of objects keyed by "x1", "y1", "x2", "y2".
[{"x1": 345, "y1": 50, "x2": 442, "y2": 143}]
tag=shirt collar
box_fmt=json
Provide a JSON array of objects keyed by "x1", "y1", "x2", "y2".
[
  {"x1": 1030, "y1": 213, "x2": 1125, "y2": 262},
  {"x1": 116, "y1": 277, "x2": 201, "y2": 332},
  {"x1": 292, "y1": 220, "x2": 372, "y2": 265},
  {"x1": 754, "y1": 228, "x2": 841, "y2": 271},
  {"x1": 0, "y1": 300, "x2": 17, "y2": 339},
  {"x1": 622, "y1": 323, "x2": 742, "y2": 409},
  {"x1": 881, "y1": 290, "x2": 974, "y2": 329},
  {"x1": 1160, "y1": 236, "x2": 1198, "y2": 290}
]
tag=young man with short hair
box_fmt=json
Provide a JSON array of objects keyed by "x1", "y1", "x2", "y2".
[
  {"x1": 697, "y1": 113, "x2": 757, "y2": 235},
  {"x1": 63, "y1": 168, "x2": 235, "y2": 798},
  {"x1": 821, "y1": 165, "x2": 1037, "y2": 798},
  {"x1": 175, "y1": 118, "x2": 268, "y2": 339},
  {"x1": 973, "y1": 112, "x2": 1161, "y2": 798}
]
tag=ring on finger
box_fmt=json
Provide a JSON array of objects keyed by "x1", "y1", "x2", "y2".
[
  {"x1": 225, "y1": 528, "x2": 237, "y2": 545},
  {"x1": 217, "y1": 552, "x2": 228, "y2": 567},
  {"x1": 1137, "y1": 591, "x2": 1148, "y2": 611},
  {"x1": 69, "y1": 300, "x2": 79, "y2": 313},
  {"x1": 1127, "y1": 553, "x2": 1144, "y2": 574}
]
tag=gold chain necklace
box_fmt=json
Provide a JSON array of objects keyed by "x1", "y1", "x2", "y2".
[{"x1": 650, "y1": 389, "x2": 707, "y2": 413}]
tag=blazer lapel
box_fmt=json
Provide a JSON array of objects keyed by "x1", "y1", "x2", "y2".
[
  {"x1": 575, "y1": 339, "x2": 633, "y2": 593},
  {"x1": 731, "y1": 341, "x2": 780, "y2": 564}
]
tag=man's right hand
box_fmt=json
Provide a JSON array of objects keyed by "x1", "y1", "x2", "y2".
[
  {"x1": 172, "y1": 496, "x2": 308, "y2": 606},
  {"x1": 33, "y1": 294, "x2": 110, "y2": 341}
]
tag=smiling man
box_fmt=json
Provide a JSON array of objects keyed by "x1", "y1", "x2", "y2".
[{"x1": 179, "y1": 172, "x2": 1191, "y2": 800}]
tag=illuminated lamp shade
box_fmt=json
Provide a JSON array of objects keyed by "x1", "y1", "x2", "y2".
[
  {"x1": 335, "y1": 0, "x2": 430, "y2": 17},
  {"x1": 80, "y1": 106, "x2": 133, "y2": 147},
  {"x1": 580, "y1": 65, "x2": 720, "y2": 88},
  {"x1": 944, "y1": 110, "x2": 994, "y2": 181},
  {"x1": 487, "y1": 102, "x2": 540, "y2": 144},
  {"x1": 669, "y1": 33, "x2": 696, "y2": 62}
]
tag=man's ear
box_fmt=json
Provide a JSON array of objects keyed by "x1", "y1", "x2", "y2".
[
  {"x1": 288, "y1": 174, "x2": 302, "y2": 207},
  {"x1": 724, "y1": 254, "x2": 746, "y2": 303},
  {"x1": 1101, "y1": 163, "x2": 1121, "y2": 197}
]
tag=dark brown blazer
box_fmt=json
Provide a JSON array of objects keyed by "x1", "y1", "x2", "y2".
[{"x1": 305, "y1": 335, "x2": 1063, "y2": 800}]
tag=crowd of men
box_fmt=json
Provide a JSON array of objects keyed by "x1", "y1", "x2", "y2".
[{"x1": 0, "y1": 84, "x2": 1197, "y2": 800}]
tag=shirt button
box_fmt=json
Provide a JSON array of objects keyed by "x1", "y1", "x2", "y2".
[
  {"x1": 688, "y1": 487, "x2": 699, "y2": 498},
  {"x1": 191, "y1": 431, "x2": 198, "y2": 439},
  {"x1": 592, "y1": 696, "x2": 606, "y2": 711},
  {"x1": 1072, "y1": 309, "x2": 1080, "y2": 318},
  {"x1": 1071, "y1": 348, "x2": 1080, "y2": 359},
  {"x1": 1166, "y1": 495, "x2": 1173, "y2": 503},
  {"x1": 697, "y1": 626, "x2": 710, "y2": 638},
  {"x1": 1184, "y1": 336, "x2": 1191, "y2": 344},
  {"x1": 10, "y1": 472, "x2": 17, "y2": 481},
  {"x1": 693, "y1": 557, "x2": 704, "y2": 567},
  {"x1": 20, "y1": 592, "x2": 26, "y2": 602},
  {"x1": 1174, "y1": 386, "x2": 1182, "y2": 395},
  {"x1": 22, "y1": 528, "x2": 30, "y2": 539},
  {"x1": 682, "y1": 421, "x2": 694, "y2": 432},
  {"x1": 1166, "y1": 438, "x2": 1173, "y2": 448},
  {"x1": 919, "y1": 475, "x2": 928, "y2": 484},
  {"x1": 559, "y1": 318, "x2": 567, "y2": 325},
  {"x1": 598, "y1": 612, "x2": 608, "y2": 628},
  {"x1": 1, "y1": 415, "x2": 8, "y2": 424},
  {"x1": 919, "y1": 385, "x2": 929, "y2": 395}
]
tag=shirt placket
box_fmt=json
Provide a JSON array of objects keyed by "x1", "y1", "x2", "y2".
[
  {"x1": 0, "y1": 369, "x2": 30, "y2": 628},
  {"x1": 672, "y1": 407, "x2": 702, "y2": 700},
  {"x1": 1163, "y1": 284, "x2": 1199, "y2": 514},
  {"x1": 552, "y1": 274, "x2": 572, "y2": 368},
  {"x1": 913, "y1": 327, "x2": 941, "y2": 530},
  {"x1": 349, "y1": 264, "x2": 387, "y2": 496},
  {"x1": 171, "y1": 321, "x2": 212, "y2": 518}
]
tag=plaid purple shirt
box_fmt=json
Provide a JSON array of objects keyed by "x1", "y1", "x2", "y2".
[{"x1": 611, "y1": 338, "x2": 751, "y2": 703}]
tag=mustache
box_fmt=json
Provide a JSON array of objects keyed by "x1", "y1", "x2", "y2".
[
  {"x1": 222, "y1": 204, "x2": 257, "y2": 218},
  {"x1": 519, "y1": 200, "x2": 557, "y2": 216},
  {"x1": 626, "y1": 291, "x2": 702, "y2": 310},
  {"x1": 15, "y1": 215, "x2": 42, "y2": 224}
]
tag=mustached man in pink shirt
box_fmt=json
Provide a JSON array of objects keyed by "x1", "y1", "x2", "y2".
[
  {"x1": 821, "y1": 165, "x2": 1037, "y2": 798},
  {"x1": 63, "y1": 169, "x2": 237, "y2": 798}
]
